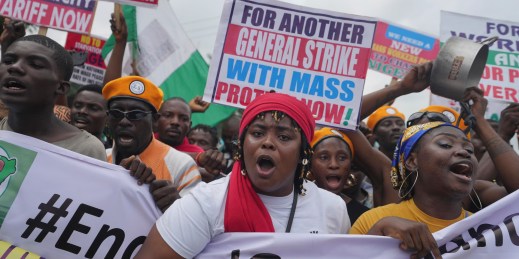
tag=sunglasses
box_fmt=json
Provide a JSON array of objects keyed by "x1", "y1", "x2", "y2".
[
  {"x1": 406, "y1": 112, "x2": 451, "y2": 128},
  {"x1": 107, "y1": 109, "x2": 152, "y2": 121}
]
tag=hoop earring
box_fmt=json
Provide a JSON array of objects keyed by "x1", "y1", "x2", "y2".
[
  {"x1": 306, "y1": 171, "x2": 315, "y2": 181},
  {"x1": 398, "y1": 170, "x2": 418, "y2": 199},
  {"x1": 240, "y1": 169, "x2": 246, "y2": 176},
  {"x1": 346, "y1": 173, "x2": 358, "y2": 186},
  {"x1": 469, "y1": 188, "x2": 483, "y2": 210}
]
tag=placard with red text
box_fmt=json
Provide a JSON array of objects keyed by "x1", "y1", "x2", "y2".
[
  {"x1": 64, "y1": 33, "x2": 107, "y2": 86},
  {"x1": 0, "y1": 0, "x2": 96, "y2": 34},
  {"x1": 204, "y1": 0, "x2": 377, "y2": 130}
]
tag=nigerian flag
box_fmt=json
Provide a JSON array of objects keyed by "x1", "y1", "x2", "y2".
[{"x1": 101, "y1": 2, "x2": 236, "y2": 126}]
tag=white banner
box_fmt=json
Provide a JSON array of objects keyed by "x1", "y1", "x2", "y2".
[
  {"x1": 198, "y1": 233, "x2": 406, "y2": 258},
  {"x1": 0, "y1": 131, "x2": 161, "y2": 258},
  {"x1": 1, "y1": 130, "x2": 518, "y2": 258},
  {"x1": 198, "y1": 189, "x2": 519, "y2": 258},
  {"x1": 204, "y1": 0, "x2": 377, "y2": 130},
  {"x1": 434, "y1": 188, "x2": 519, "y2": 258}
]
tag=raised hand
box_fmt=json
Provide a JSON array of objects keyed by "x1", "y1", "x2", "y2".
[
  {"x1": 110, "y1": 12, "x2": 128, "y2": 44},
  {"x1": 497, "y1": 103, "x2": 519, "y2": 142},
  {"x1": 189, "y1": 96, "x2": 210, "y2": 113},
  {"x1": 400, "y1": 61, "x2": 433, "y2": 93},
  {"x1": 0, "y1": 18, "x2": 25, "y2": 55}
]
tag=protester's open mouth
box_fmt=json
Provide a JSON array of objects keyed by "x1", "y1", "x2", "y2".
[
  {"x1": 72, "y1": 116, "x2": 89, "y2": 126},
  {"x1": 325, "y1": 174, "x2": 342, "y2": 189},
  {"x1": 117, "y1": 132, "x2": 135, "y2": 145},
  {"x1": 256, "y1": 155, "x2": 275, "y2": 177},
  {"x1": 2, "y1": 79, "x2": 26, "y2": 93},
  {"x1": 449, "y1": 162, "x2": 473, "y2": 182}
]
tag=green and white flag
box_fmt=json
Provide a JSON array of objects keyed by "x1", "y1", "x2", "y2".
[{"x1": 102, "y1": 2, "x2": 236, "y2": 126}]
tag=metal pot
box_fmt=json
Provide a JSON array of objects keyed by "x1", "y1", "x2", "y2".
[{"x1": 430, "y1": 36, "x2": 497, "y2": 101}]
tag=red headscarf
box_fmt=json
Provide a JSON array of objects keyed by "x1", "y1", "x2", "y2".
[{"x1": 224, "y1": 93, "x2": 315, "y2": 232}]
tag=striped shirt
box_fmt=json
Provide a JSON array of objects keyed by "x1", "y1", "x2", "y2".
[{"x1": 107, "y1": 138, "x2": 201, "y2": 196}]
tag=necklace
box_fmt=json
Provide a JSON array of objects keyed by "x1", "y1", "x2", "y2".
[{"x1": 285, "y1": 189, "x2": 298, "y2": 233}]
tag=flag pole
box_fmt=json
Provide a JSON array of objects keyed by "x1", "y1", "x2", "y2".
[
  {"x1": 38, "y1": 26, "x2": 48, "y2": 35},
  {"x1": 114, "y1": 3, "x2": 122, "y2": 31}
]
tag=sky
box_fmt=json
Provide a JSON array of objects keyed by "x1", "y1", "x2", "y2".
[{"x1": 45, "y1": 0, "x2": 519, "y2": 120}]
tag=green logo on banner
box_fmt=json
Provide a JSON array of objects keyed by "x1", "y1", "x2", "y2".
[
  {"x1": 0, "y1": 150, "x2": 17, "y2": 194},
  {"x1": 0, "y1": 141, "x2": 37, "y2": 228}
]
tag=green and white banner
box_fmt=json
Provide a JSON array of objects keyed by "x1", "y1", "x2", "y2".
[{"x1": 0, "y1": 131, "x2": 160, "y2": 258}]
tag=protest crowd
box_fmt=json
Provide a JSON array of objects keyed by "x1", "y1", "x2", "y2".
[{"x1": 1, "y1": 0, "x2": 519, "y2": 258}]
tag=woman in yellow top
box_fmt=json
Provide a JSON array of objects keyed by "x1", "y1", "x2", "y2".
[
  {"x1": 350, "y1": 121, "x2": 475, "y2": 234},
  {"x1": 350, "y1": 87, "x2": 519, "y2": 258}
]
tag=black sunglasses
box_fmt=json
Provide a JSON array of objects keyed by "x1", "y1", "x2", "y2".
[
  {"x1": 406, "y1": 112, "x2": 451, "y2": 128},
  {"x1": 107, "y1": 109, "x2": 152, "y2": 121}
]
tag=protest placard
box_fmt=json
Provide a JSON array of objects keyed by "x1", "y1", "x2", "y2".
[
  {"x1": 0, "y1": 0, "x2": 96, "y2": 34},
  {"x1": 203, "y1": 0, "x2": 377, "y2": 130},
  {"x1": 64, "y1": 33, "x2": 107, "y2": 86},
  {"x1": 369, "y1": 20, "x2": 440, "y2": 78},
  {"x1": 0, "y1": 131, "x2": 161, "y2": 258},
  {"x1": 439, "y1": 11, "x2": 519, "y2": 104}
]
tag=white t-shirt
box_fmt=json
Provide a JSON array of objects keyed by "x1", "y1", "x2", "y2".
[{"x1": 156, "y1": 175, "x2": 350, "y2": 258}]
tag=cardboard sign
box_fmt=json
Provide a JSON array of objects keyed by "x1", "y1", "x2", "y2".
[
  {"x1": 370, "y1": 21, "x2": 440, "y2": 78},
  {"x1": 65, "y1": 33, "x2": 107, "y2": 86},
  {"x1": 0, "y1": 0, "x2": 96, "y2": 34},
  {"x1": 203, "y1": 0, "x2": 377, "y2": 130},
  {"x1": 440, "y1": 11, "x2": 519, "y2": 104}
]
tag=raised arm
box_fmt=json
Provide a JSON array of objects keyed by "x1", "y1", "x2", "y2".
[
  {"x1": 475, "y1": 104, "x2": 519, "y2": 181},
  {"x1": 342, "y1": 129, "x2": 399, "y2": 206},
  {"x1": 0, "y1": 18, "x2": 25, "y2": 56},
  {"x1": 465, "y1": 88, "x2": 519, "y2": 195},
  {"x1": 103, "y1": 12, "x2": 128, "y2": 85}
]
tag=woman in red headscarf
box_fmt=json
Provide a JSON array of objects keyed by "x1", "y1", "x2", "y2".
[{"x1": 135, "y1": 93, "x2": 350, "y2": 258}]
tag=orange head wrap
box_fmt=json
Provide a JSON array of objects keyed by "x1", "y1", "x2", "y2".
[
  {"x1": 367, "y1": 106, "x2": 405, "y2": 130},
  {"x1": 311, "y1": 127, "x2": 354, "y2": 159},
  {"x1": 418, "y1": 105, "x2": 468, "y2": 132},
  {"x1": 103, "y1": 76, "x2": 164, "y2": 112}
]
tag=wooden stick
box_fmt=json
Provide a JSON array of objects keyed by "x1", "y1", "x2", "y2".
[
  {"x1": 114, "y1": 3, "x2": 122, "y2": 31},
  {"x1": 38, "y1": 26, "x2": 48, "y2": 36},
  {"x1": 89, "y1": 0, "x2": 99, "y2": 34}
]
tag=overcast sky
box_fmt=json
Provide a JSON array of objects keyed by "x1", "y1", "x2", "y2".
[{"x1": 46, "y1": 0, "x2": 519, "y2": 119}]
